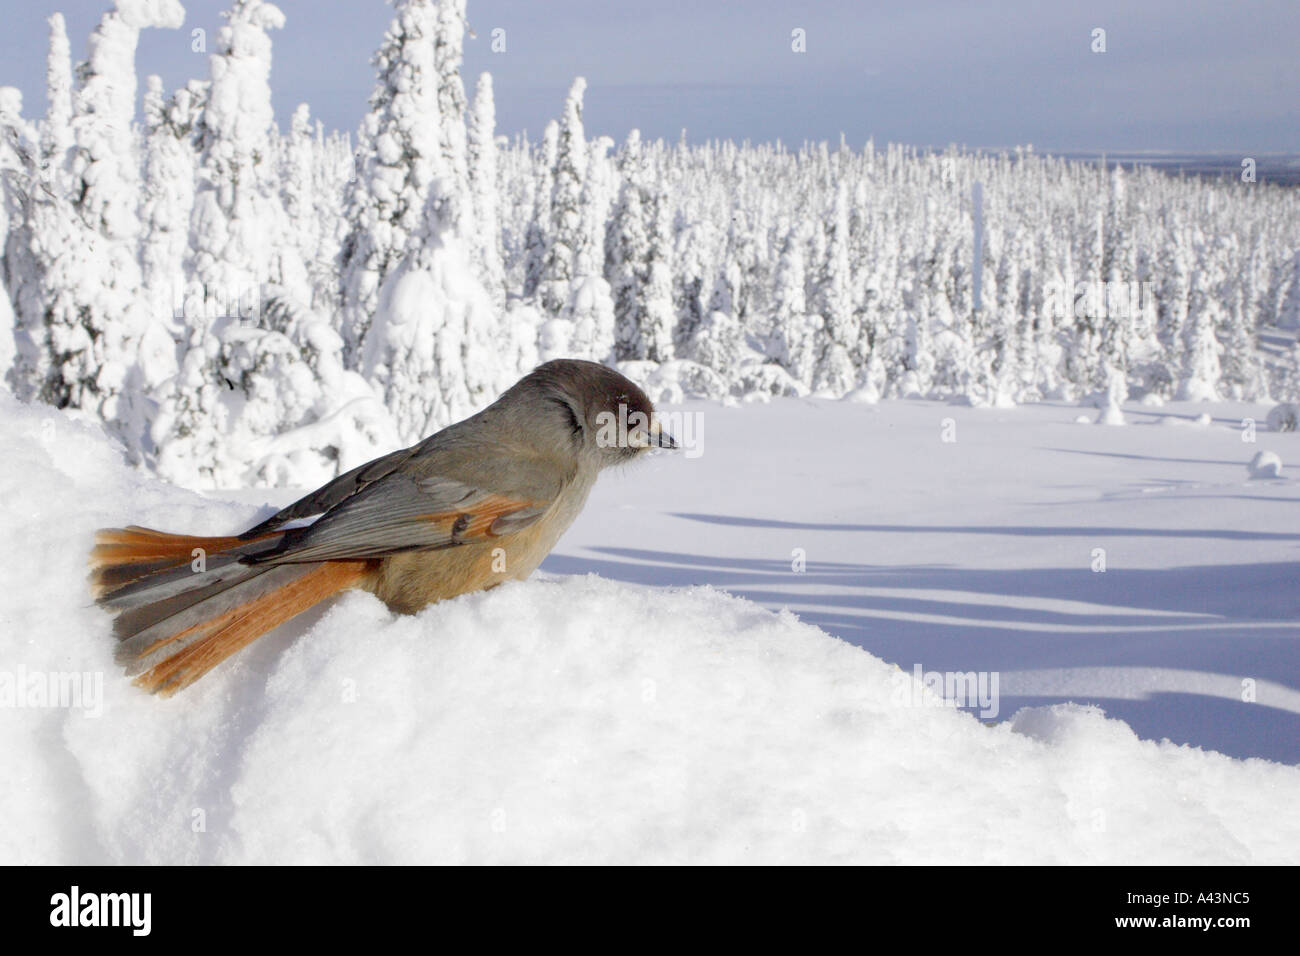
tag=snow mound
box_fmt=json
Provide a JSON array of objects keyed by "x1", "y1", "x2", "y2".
[
  {"x1": 844, "y1": 385, "x2": 880, "y2": 404},
  {"x1": 1248, "y1": 450, "x2": 1283, "y2": 479},
  {"x1": 3, "y1": 392, "x2": 1300, "y2": 865},
  {"x1": 1159, "y1": 411, "x2": 1215, "y2": 428}
]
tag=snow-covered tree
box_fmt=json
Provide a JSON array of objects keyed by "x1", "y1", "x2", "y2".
[
  {"x1": 1179, "y1": 264, "x2": 1225, "y2": 402},
  {"x1": 41, "y1": 14, "x2": 73, "y2": 173},
  {"x1": 139, "y1": 75, "x2": 197, "y2": 321},
  {"x1": 812, "y1": 186, "x2": 856, "y2": 394},
  {"x1": 521, "y1": 121, "x2": 558, "y2": 300},
  {"x1": 562, "y1": 134, "x2": 616, "y2": 363},
  {"x1": 3, "y1": 2, "x2": 1299, "y2": 487},
  {"x1": 339, "y1": 0, "x2": 446, "y2": 362},
  {"x1": 1151, "y1": 223, "x2": 1193, "y2": 396},
  {"x1": 537, "y1": 78, "x2": 588, "y2": 316},
  {"x1": 432, "y1": 0, "x2": 472, "y2": 234},
  {"x1": 0, "y1": 87, "x2": 34, "y2": 385},
  {"x1": 280, "y1": 102, "x2": 327, "y2": 309},
  {"x1": 3, "y1": 80, "x2": 50, "y2": 399},
  {"x1": 189, "y1": 0, "x2": 292, "y2": 308},
  {"x1": 468, "y1": 72, "x2": 505, "y2": 308},
  {"x1": 18, "y1": 0, "x2": 183, "y2": 457},
  {"x1": 360, "y1": 175, "x2": 499, "y2": 443},
  {"x1": 606, "y1": 130, "x2": 652, "y2": 361},
  {"x1": 641, "y1": 189, "x2": 676, "y2": 363},
  {"x1": 770, "y1": 222, "x2": 818, "y2": 387},
  {"x1": 157, "y1": 0, "x2": 375, "y2": 486}
]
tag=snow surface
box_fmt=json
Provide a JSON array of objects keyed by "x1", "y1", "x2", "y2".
[{"x1": 2, "y1": 390, "x2": 1299, "y2": 864}]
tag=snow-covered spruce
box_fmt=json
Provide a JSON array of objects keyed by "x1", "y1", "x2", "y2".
[{"x1": 0, "y1": 0, "x2": 1299, "y2": 488}]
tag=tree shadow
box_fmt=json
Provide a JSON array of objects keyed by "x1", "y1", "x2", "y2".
[
  {"x1": 667, "y1": 512, "x2": 1300, "y2": 541},
  {"x1": 1041, "y1": 447, "x2": 1252, "y2": 468}
]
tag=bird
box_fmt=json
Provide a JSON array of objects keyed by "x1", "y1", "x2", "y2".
[{"x1": 89, "y1": 359, "x2": 678, "y2": 696}]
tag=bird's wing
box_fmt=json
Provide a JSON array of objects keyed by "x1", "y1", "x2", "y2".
[
  {"x1": 248, "y1": 460, "x2": 561, "y2": 565},
  {"x1": 239, "y1": 443, "x2": 424, "y2": 539}
]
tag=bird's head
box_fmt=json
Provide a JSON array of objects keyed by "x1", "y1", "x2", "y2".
[{"x1": 521, "y1": 359, "x2": 677, "y2": 468}]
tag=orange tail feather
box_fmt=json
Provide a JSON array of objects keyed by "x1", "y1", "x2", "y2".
[
  {"x1": 131, "y1": 560, "x2": 369, "y2": 696},
  {"x1": 91, "y1": 525, "x2": 371, "y2": 696},
  {"x1": 89, "y1": 525, "x2": 279, "y2": 599}
]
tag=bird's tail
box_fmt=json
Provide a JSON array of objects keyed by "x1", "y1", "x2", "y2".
[{"x1": 90, "y1": 526, "x2": 370, "y2": 696}]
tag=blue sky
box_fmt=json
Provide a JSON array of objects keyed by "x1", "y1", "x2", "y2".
[{"x1": 3, "y1": 0, "x2": 1297, "y2": 153}]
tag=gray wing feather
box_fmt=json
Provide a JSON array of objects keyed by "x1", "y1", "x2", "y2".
[
  {"x1": 239, "y1": 443, "x2": 422, "y2": 539},
  {"x1": 252, "y1": 471, "x2": 553, "y2": 565}
]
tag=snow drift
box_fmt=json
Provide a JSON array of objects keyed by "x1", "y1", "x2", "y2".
[{"x1": 2, "y1": 391, "x2": 1298, "y2": 865}]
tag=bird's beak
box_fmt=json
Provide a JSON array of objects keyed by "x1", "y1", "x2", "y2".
[
  {"x1": 627, "y1": 420, "x2": 679, "y2": 451},
  {"x1": 649, "y1": 420, "x2": 678, "y2": 450}
]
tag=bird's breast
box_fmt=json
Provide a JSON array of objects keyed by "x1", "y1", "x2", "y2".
[{"x1": 364, "y1": 473, "x2": 597, "y2": 615}]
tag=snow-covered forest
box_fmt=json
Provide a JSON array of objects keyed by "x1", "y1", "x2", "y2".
[{"x1": 3, "y1": 0, "x2": 1300, "y2": 489}]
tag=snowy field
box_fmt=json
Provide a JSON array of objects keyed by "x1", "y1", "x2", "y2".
[
  {"x1": 3, "y1": 389, "x2": 1298, "y2": 865},
  {"x1": 551, "y1": 396, "x2": 1300, "y2": 766}
]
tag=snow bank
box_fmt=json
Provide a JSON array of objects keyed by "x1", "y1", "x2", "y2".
[{"x1": 3, "y1": 392, "x2": 1299, "y2": 865}]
